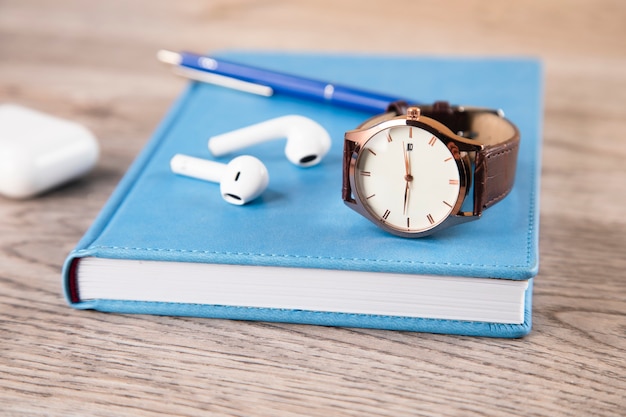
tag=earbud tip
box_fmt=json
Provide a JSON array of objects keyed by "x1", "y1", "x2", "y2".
[
  {"x1": 219, "y1": 155, "x2": 269, "y2": 205},
  {"x1": 284, "y1": 125, "x2": 332, "y2": 167}
]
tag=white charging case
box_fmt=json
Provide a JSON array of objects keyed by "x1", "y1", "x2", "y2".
[{"x1": 0, "y1": 104, "x2": 100, "y2": 199}]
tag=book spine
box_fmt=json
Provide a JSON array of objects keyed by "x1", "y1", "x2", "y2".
[{"x1": 61, "y1": 83, "x2": 200, "y2": 305}]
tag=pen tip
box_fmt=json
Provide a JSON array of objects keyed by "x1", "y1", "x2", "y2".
[{"x1": 157, "y1": 50, "x2": 182, "y2": 65}]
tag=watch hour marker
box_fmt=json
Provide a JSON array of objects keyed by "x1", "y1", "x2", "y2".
[
  {"x1": 443, "y1": 200, "x2": 453, "y2": 208},
  {"x1": 426, "y1": 213, "x2": 435, "y2": 224},
  {"x1": 407, "y1": 217, "x2": 410, "y2": 228},
  {"x1": 367, "y1": 148, "x2": 377, "y2": 156},
  {"x1": 444, "y1": 156, "x2": 453, "y2": 162},
  {"x1": 449, "y1": 179, "x2": 459, "y2": 185},
  {"x1": 366, "y1": 194, "x2": 376, "y2": 200},
  {"x1": 387, "y1": 133, "x2": 393, "y2": 142},
  {"x1": 360, "y1": 171, "x2": 371, "y2": 176},
  {"x1": 428, "y1": 136, "x2": 437, "y2": 146},
  {"x1": 383, "y1": 209, "x2": 391, "y2": 220},
  {"x1": 409, "y1": 127, "x2": 413, "y2": 138}
]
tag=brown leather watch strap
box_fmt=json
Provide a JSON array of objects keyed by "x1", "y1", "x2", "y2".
[
  {"x1": 386, "y1": 101, "x2": 520, "y2": 215},
  {"x1": 473, "y1": 130, "x2": 519, "y2": 213}
]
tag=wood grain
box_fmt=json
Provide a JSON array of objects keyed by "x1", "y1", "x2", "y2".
[{"x1": 1, "y1": 1, "x2": 625, "y2": 416}]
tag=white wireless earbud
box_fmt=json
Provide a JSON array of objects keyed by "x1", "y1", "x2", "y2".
[
  {"x1": 208, "y1": 115, "x2": 331, "y2": 168},
  {"x1": 170, "y1": 154, "x2": 269, "y2": 205}
]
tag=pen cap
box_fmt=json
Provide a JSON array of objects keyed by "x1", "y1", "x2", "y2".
[{"x1": 0, "y1": 104, "x2": 99, "y2": 199}]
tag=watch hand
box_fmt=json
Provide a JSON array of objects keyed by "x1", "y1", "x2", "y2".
[
  {"x1": 403, "y1": 180, "x2": 410, "y2": 215},
  {"x1": 403, "y1": 142, "x2": 410, "y2": 177},
  {"x1": 402, "y1": 142, "x2": 413, "y2": 215}
]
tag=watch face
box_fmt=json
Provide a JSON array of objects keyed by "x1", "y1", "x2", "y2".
[{"x1": 354, "y1": 124, "x2": 461, "y2": 235}]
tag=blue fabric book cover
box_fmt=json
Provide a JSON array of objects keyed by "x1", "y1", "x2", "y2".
[{"x1": 62, "y1": 51, "x2": 543, "y2": 338}]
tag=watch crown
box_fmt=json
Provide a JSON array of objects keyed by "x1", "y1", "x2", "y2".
[{"x1": 407, "y1": 106, "x2": 421, "y2": 121}]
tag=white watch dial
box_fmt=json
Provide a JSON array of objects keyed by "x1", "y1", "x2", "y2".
[{"x1": 355, "y1": 125, "x2": 461, "y2": 233}]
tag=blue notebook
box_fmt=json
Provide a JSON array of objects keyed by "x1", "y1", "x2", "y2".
[{"x1": 62, "y1": 52, "x2": 543, "y2": 338}]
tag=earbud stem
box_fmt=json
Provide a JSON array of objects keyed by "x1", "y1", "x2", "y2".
[
  {"x1": 170, "y1": 154, "x2": 223, "y2": 182},
  {"x1": 209, "y1": 118, "x2": 288, "y2": 156}
]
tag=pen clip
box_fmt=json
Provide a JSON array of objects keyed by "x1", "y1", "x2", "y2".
[{"x1": 172, "y1": 67, "x2": 274, "y2": 97}]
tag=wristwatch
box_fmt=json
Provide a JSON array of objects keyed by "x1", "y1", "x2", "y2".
[{"x1": 342, "y1": 101, "x2": 520, "y2": 238}]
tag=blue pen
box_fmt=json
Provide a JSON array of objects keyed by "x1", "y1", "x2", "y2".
[{"x1": 157, "y1": 50, "x2": 413, "y2": 114}]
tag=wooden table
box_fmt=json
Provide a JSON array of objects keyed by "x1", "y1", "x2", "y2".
[{"x1": 1, "y1": 1, "x2": 624, "y2": 415}]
